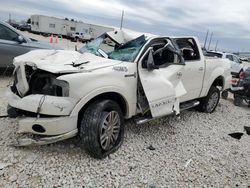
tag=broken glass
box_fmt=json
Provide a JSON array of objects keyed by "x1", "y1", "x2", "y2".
[
  {"x1": 108, "y1": 35, "x2": 146, "y2": 62},
  {"x1": 79, "y1": 34, "x2": 146, "y2": 62},
  {"x1": 79, "y1": 37, "x2": 103, "y2": 55}
]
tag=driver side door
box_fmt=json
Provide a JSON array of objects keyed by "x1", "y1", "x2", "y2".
[{"x1": 138, "y1": 39, "x2": 187, "y2": 118}]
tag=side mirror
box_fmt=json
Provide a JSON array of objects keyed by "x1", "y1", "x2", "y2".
[
  {"x1": 17, "y1": 36, "x2": 25, "y2": 43},
  {"x1": 146, "y1": 49, "x2": 158, "y2": 71}
]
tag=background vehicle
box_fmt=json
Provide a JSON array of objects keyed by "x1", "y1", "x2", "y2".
[
  {"x1": 30, "y1": 15, "x2": 114, "y2": 38},
  {"x1": 70, "y1": 32, "x2": 92, "y2": 42},
  {"x1": 17, "y1": 24, "x2": 31, "y2": 31},
  {"x1": 7, "y1": 30, "x2": 231, "y2": 159},
  {"x1": 0, "y1": 21, "x2": 62, "y2": 68},
  {"x1": 9, "y1": 22, "x2": 20, "y2": 29},
  {"x1": 240, "y1": 56, "x2": 249, "y2": 61},
  {"x1": 224, "y1": 67, "x2": 250, "y2": 106},
  {"x1": 205, "y1": 51, "x2": 243, "y2": 77}
]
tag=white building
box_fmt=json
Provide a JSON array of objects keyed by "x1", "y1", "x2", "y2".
[{"x1": 30, "y1": 15, "x2": 114, "y2": 39}]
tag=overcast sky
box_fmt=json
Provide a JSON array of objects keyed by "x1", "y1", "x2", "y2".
[{"x1": 0, "y1": 0, "x2": 250, "y2": 52}]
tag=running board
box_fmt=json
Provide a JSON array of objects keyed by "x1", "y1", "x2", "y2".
[
  {"x1": 180, "y1": 100, "x2": 200, "y2": 111},
  {"x1": 135, "y1": 100, "x2": 200, "y2": 125}
]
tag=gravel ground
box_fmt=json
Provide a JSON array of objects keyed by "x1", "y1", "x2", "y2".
[{"x1": 0, "y1": 76, "x2": 249, "y2": 187}]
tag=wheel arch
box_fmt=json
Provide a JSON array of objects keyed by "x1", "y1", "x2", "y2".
[
  {"x1": 211, "y1": 75, "x2": 224, "y2": 88},
  {"x1": 205, "y1": 75, "x2": 224, "y2": 96},
  {"x1": 75, "y1": 92, "x2": 129, "y2": 129}
]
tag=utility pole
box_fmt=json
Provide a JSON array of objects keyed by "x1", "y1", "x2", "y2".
[
  {"x1": 215, "y1": 40, "x2": 218, "y2": 51},
  {"x1": 120, "y1": 10, "x2": 124, "y2": 30},
  {"x1": 9, "y1": 13, "x2": 11, "y2": 23},
  {"x1": 208, "y1": 32, "x2": 213, "y2": 50},
  {"x1": 203, "y1": 30, "x2": 209, "y2": 50}
]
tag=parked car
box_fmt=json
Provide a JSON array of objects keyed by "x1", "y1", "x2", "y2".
[
  {"x1": 0, "y1": 21, "x2": 62, "y2": 68},
  {"x1": 6, "y1": 30, "x2": 231, "y2": 158},
  {"x1": 18, "y1": 24, "x2": 31, "y2": 32},
  {"x1": 205, "y1": 51, "x2": 244, "y2": 77},
  {"x1": 223, "y1": 67, "x2": 250, "y2": 106},
  {"x1": 70, "y1": 32, "x2": 92, "y2": 42},
  {"x1": 9, "y1": 22, "x2": 20, "y2": 29}
]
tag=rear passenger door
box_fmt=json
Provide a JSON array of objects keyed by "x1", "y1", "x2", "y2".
[{"x1": 174, "y1": 38, "x2": 204, "y2": 102}]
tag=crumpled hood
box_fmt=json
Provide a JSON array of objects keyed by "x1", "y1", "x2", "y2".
[{"x1": 13, "y1": 50, "x2": 122, "y2": 73}]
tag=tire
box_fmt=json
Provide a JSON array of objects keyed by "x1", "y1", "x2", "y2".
[
  {"x1": 79, "y1": 100, "x2": 124, "y2": 159},
  {"x1": 7, "y1": 105, "x2": 19, "y2": 118},
  {"x1": 233, "y1": 95, "x2": 243, "y2": 106},
  {"x1": 197, "y1": 86, "x2": 220, "y2": 113},
  {"x1": 221, "y1": 90, "x2": 229, "y2": 99}
]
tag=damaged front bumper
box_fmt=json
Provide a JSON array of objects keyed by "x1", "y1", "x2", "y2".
[
  {"x1": 15, "y1": 129, "x2": 78, "y2": 146},
  {"x1": 6, "y1": 88, "x2": 79, "y2": 146},
  {"x1": 6, "y1": 89, "x2": 78, "y2": 116},
  {"x1": 17, "y1": 116, "x2": 78, "y2": 135},
  {"x1": 13, "y1": 116, "x2": 78, "y2": 146}
]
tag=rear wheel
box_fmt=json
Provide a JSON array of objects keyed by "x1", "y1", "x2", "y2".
[
  {"x1": 233, "y1": 95, "x2": 243, "y2": 106},
  {"x1": 79, "y1": 100, "x2": 124, "y2": 159},
  {"x1": 197, "y1": 86, "x2": 220, "y2": 113}
]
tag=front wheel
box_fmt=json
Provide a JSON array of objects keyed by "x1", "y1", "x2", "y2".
[
  {"x1": 197, "y1": 86, "x2": 220, "y2": 113},
  {"x1": 79, "y1": 100, "x2": 124, "y2": 159}
]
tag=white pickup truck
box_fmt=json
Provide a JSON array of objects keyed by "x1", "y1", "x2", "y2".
[
  {"x1": 7, "y1": 30, "x2": 231, "y2": 158},
  {"x1": 70, "y1": 32, "x2": 92, "y2": 42}
]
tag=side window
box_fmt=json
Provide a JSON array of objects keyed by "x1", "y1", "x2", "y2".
[
  {"x1": 226, "y1": 55, "x2": 233, "y2": 61},
  {"x1": 49, "y1": 23, "x2": 55, "y2": 28},
  {"x1": 175, "y1": 38, "x2": 200, "y2": 61},
  {"x1": 152, "y1": 43, "x2": 175, "y2": 66},
  {"x1": 233, "y1": 55, "x2": 240, "y2": 64},
  {"x1": 0, "y1": 23, "x2": 19, "y2": 41},
  {"x1": 142, "y1": 41, "x2": 179, "y2": 69}
]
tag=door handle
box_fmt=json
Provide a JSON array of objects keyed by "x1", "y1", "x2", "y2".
[
  {"x1": 198, "y1": 67, "x2": 204, "y2": 71},
  {"x1": 177, "y1": 72, "x2": 182, "y2": 78}
]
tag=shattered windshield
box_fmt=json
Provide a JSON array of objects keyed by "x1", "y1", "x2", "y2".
[{"x1": 79, "y1": 34, "x2": 146, "y2": 62}]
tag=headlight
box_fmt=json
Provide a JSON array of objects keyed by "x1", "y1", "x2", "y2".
[
  {"x1": 29, "y1": 73, "x2": 69, "y2": 97},
  {"x1": 41, "y1": 78, "x2": 69, "y2": 97}
]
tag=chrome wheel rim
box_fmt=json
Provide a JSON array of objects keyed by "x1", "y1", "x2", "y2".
[
  {"x1": 207, "y1": 92, "x2": 219, "y2": 112},
  {"x1": 100, "y1": 111, "x2": 121, "y2": 151}
]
